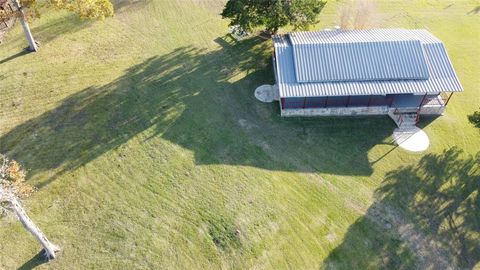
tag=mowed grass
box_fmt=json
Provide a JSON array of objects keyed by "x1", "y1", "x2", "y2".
[{"x1": 0, "y1": 0, "x2": 479, "y2": 269}]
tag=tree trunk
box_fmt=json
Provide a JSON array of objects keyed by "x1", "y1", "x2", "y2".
[
  {"x1": 9, "y1": 196, "x2": 59, "y2": 260},
  {"x1": 262, "y1": 27, "x2": 278, "y2": 38},
  {"x1": 12, "y1": 0, "x2": 38, "y2": 52},
  {"x1": 271, "y1": 26, "x2": 279, "y2": 35}
]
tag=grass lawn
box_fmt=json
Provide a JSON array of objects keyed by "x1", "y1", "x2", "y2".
[{"x1": 0, "y1": 0, "x2": 479, "y2": 269}]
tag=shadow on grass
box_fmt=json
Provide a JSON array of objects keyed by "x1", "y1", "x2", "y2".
[
  {"x1": 0, "y1": 37, "x2": 393, "y2": 188},
  {"x1": 5, "y1": 13, "x2": 93, "y2": 47},
  {"x1": 323, "y1": 147, "x2": 480, "y2": 269},
  {"x1": 4, "y1": 0, "x2": 151, "y2": 47},
  {"x1": 16, "y1": 250, "x2": 47, "y2": 270},
  {"x1": 111, "y1": 0, "x2": 150, "y2": 13},
  {"x1": 30, "y1": 14, "x2": 92, "y2": 44},
  {"x1": 0, "y1": 49, "x2": 30, "y2": 65},
  {"x1": 467, "y1": 6, "x2": 480, "y2": 15}
]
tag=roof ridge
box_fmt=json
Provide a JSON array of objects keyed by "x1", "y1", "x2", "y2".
[{"x1": 287, "y1": 28, "x2": 441, "y2": 45}]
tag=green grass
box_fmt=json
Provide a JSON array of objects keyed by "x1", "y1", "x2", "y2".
[{"x1": 0, "y1": 0, "x2": 479, "y2": 269}]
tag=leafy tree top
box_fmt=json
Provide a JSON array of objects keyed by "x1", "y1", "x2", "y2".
[
  {"x1": 468, "y1": 109, "x2": 480, "y2": 129},
  {"x1": 221, "y1": 0, "x2": 327, "y2": 35},
  {"x1": 44, "y1": 0, "x2": 114, "y2": 19},
  {"x1": 0, "y1": 0, "x2": 113, "y2": 21}
]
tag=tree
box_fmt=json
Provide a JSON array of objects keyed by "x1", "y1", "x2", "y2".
[
  {"x1": 0, "y1": 154, "x2": 60, "y2": 260},
  {"x1": 0, "y1": 0, "x2": 113, "y2": 51},
  {"x1": 468, "y1": 109, "x2": 480, "y2": 128},
  {"x1": 221, "y1": 0, "x2": 327, "y2": 35},
  {"x1": 40, "y1": 0, "x2": 114, "y2": 20},
  {"x1": 13, "y1": 0, "x2": 39, "y2": 51}
]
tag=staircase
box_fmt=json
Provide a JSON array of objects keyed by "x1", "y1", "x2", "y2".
[{"x1": 388, "y1": 109, "x2": 419, "y2": 128}]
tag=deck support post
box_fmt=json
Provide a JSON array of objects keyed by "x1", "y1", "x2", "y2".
[
  {"x1": 445, "y1": 92, "x2": 453, "y2": 106},
  {"x1": 367, "y1": 96, "x2": 372, "y2": 107},
  {"x1": 419, "y1": 93, "x2": 428, "y2": 108},
  {"x1": 346, "y1": 96, "x2": 351, "y2": 107},
  {"x1": 303, "y1": 97, "x2": 307, "y2": 109},
  {"x1": 324, "y1": 97, "x2": 329, "y2": 108}
]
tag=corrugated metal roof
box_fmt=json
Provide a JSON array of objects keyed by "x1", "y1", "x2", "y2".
[
  {"x1": 291, "y1": 40, "x2": 429, "y2": 82},
  {"x1": 273, "y1": 28, "x2": 463, "y2": 98}
]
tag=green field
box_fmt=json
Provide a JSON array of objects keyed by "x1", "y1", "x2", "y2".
[{"x1": 0, "y1": 0, "x2": 479, "y2": 269}]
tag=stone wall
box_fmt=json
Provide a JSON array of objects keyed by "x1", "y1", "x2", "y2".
[
  {"x1": 280, "y1": 106, "x2": 390, "y2": 117},
  {"x1": 280, "y1": 105, "x2": 445, "y2": 117}
]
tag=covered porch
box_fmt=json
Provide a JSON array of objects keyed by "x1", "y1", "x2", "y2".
[{"x1": 280, "y1": 92, "x2": 454, "y2": 111}]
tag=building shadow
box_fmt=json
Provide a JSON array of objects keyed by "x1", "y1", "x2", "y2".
[
  {"x1": 0, "y1": 37, "x2": 393, "y2": 188},
  {"x1": 322, "y1": 147, "x2": 480, "y2": 269}
]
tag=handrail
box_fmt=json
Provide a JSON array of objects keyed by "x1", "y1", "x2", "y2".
[
  {"x1": 420, "y1": 93, "x2": 451, "y2": 107},
  {"x1": 394, "y1": 107, "x2": 421, "y2": 126},
  {"x1": 397, "y1": 114, "x2": 404, "y2": 126},
  {"x1": 439, "y1": 92, "x2": 449, "y2": 103},
  {"x1": 415, "y1": 108, "x2": 421, "y2": 124},
  {"x1": 393, "y1": 108, "x2": 404, "y2": 126}
]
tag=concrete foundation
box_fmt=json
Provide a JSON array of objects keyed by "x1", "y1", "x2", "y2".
[
  {"x1": 418, "y1": 105, "x2": 445, "y2": 115},
  {"x1": 393, "y1": 127, "x2": 430, "y2": 152}
]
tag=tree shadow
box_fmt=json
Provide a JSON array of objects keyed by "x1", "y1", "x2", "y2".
[
  {"x1": 5, "y1": 0, "x2": 153, "y2": 47},
  {"x1": 467, "y1": 6, "x2": 480, "y2": 15},
  {"x1": 5, "y1": 13, "x2": 92, "y2": 46},
  {"x1": 323, "y1": 147, "x2": 480, "y2": 269},
  {"x1": 0, "y1": 37, "x2": 393, "y2": 188},
  {"x1": 30, "y1": 14, "x2": 92, "y2": 44},
  {"x1": 111, "y1": 0, "x2": 150, "y2": 13},
  {"x1": 16, "y1": 250, "x2": 48, "y2": 270},
  {"x1": 0, "y1": 49, "x2": 30, "y2": 65}
]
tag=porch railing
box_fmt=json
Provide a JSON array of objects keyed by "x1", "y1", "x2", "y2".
[
  {"x1": 393, "y1": 108, "x2": 404, "y2": 126},
  {"x1": 420, "y1": 92, "x2": 453, "y2": 107}
]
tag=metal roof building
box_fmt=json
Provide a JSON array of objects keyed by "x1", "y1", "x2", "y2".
[{"x1": 271, "y1": 28, "x2": 463, "y2": 121}]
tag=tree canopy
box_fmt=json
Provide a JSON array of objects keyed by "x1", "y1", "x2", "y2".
[
  {"x1": 42, "y1": 0, "x2": 114, "y2": 19},
  {"x1": 468, "y1": 109, "x2": 480, "y2": 128},
  {"x1": 221, "y1": 0, "x2": 327, "y2": 35},
  {"x1": 0, "y1": 0, "x2": 113, "y2": 21}
]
